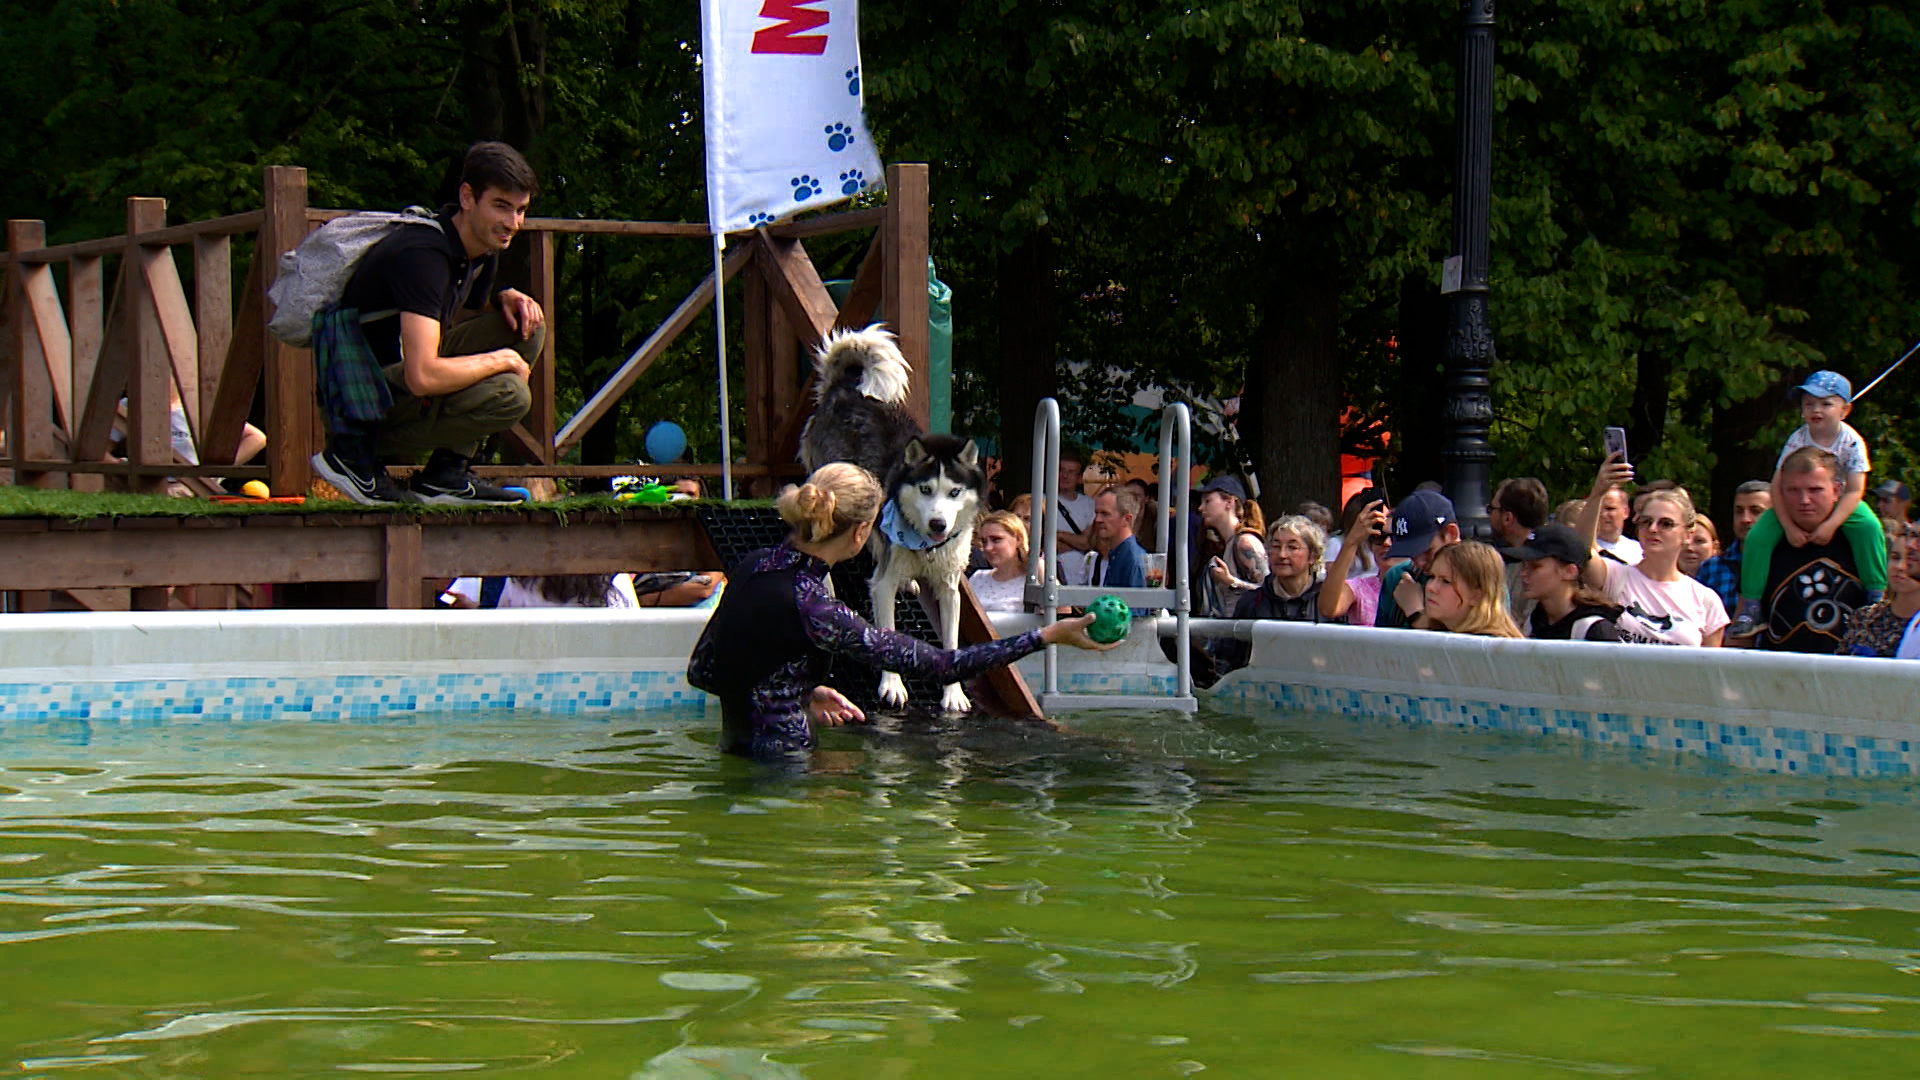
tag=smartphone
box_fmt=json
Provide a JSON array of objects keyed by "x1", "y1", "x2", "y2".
[{"x1": 1603, "y1": 426, "x2": 1629, "y2": 464}]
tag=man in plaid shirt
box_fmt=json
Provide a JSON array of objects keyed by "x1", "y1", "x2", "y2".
[
  {"x1": 1695, "y1": 480, "x2": 1772, "y2": 615},
  {"x1": 311, "y1": 142, "x2": 544, "y2": 505}
]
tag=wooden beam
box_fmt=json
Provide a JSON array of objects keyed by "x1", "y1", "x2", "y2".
[
  {"x1": 22, "y1": 262, "x2": 73, "y2": 434},
  {"x1": 260, "y1": 165, "x2": 311, "y2": 494},
  {"x1": 417, "y1": 518, "x2": 718, "y2": 577},
  {"x1": 69, "y1": 256, "x2": 103, "y2": 441},
  {"x1": 7, "y1": 220, "x2": 63, "y2": 487},
  {"x1": 125, "y1": 198, "x2": 172, "y2": 485},
  {"x1": 379, "y1": 522, "x2": 423, "y2": 608},
  {"x1": 956, "y1": 577, "x2": 1044, "y2": 719},
  {"x1": 555, "y1": 243, "x2": 754, "y2": 455},
  {"x1": 524, "y1": 231, "x2": 557, "y2": 463},
  {"x1": 765, "y1": 207, "x2": 885, "y2": 240},
  {"x1": 200, "y1": 253, "x2": 264, "y2": 467},
  {"x1": 881, "y1": 163, "x2": 932, "y2": 428},
  {"x1": 742, "y1": 262, "x2": 771, "y2": 478},
  {"x1": 139, "y1": 240, "x2": 200, "y2": 440},
  {"x1": 0, "y1": 210, "x2": 265, "y2": 265},
  {"x1": 72, "y1": 262, "x2": 130, "y2": 463},
  {"x1": 752, "y1": 233, "x2": 838, "y2": 353},
  {"x1": 194, "y1": 234, "x2": 232, "y2": 435},
  {"x1": 15, "y1": 459, "x2": 266, "y2": 478}
]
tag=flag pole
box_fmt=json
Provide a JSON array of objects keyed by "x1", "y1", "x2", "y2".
[{"x1": 712, "y1": 232, "x2": 734, "y2": 500}]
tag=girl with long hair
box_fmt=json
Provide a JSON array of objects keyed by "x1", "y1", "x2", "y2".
[{"x1": 1420, "y1": 541, "x2": 1524, "y2": 638}]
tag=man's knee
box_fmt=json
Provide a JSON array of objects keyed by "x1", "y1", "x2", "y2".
[{"x1": 472, "y1": 372, "x2": 533, "y2": 427}]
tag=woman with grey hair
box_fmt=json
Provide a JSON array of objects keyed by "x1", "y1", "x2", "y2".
[{"x1": 1212, "y1": 515, "x2": 1341, "y2": 676}]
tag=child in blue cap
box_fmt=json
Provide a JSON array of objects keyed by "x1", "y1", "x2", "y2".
[{"x1": 1728, "y1": 370, "x2": 1887, "y2": 638}]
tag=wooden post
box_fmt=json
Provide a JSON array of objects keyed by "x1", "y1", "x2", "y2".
[
  {"x1": 260, "y1": 166, "x2": 311, "y2": 494},
  {"x1": 742, "y1": 253, "x2": 770, "y2": 492},
  {"x1": 380, "y1": 522, "x2": 423, "y2": 608},
  {"x1": 194, "y1": 234, "x2": 232, "y2": 439},
  {"x1": 525, "y1": 231, "x2": 557, "y2": 463},
  {"x1": 881, "y1": 163, "x2": 931, "y2": 429},
  {"x1": 131, "y1": 586, "x2": 171, "y2": 611},
  {"x1": 126, "y1": 198, "x2": 172, "y2": 489},
  {"x1": 7, "y1": 221, "x2": 63, "y2": 487}
]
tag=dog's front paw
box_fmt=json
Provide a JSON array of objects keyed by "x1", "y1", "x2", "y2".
[
  {"x1": 877, "y1": 672, "x2": 909, "y2": 707},
  {"x1": 939, "y1": 684, "x2": 972, "y2": 714}
]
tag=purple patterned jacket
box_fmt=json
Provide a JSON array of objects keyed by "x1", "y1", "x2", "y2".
[{"x1": 687, "y1": 543, "x2": 1045, "y2": 755}]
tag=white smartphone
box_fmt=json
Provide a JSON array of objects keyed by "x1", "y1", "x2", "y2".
[{"x1": 1603, "y1": 426, "x2": 1629, "y2": 464}]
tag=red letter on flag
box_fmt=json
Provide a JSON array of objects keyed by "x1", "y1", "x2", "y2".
[{"x1": 750, "y1": 0, "x2": 829, "y2": 55}]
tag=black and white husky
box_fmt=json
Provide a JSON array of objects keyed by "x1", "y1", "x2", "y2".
[{"x1": 800, "y1": 327, "x2": 988, "y2": 713}]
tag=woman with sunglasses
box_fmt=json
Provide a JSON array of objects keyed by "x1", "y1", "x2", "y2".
[{"x1": 1574, "y1": 454, "x2": 1729, "y2": 646}]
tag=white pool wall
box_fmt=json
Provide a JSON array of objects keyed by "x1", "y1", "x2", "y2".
[{"x1": 0, "y1": 609, "x2": 1913, "y2": 775}]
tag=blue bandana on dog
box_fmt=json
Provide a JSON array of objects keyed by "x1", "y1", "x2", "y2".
[{"x1": 879, "y1": 500, "x2": 957, "y2": 551}]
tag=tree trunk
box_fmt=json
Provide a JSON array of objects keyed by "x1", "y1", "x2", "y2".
[
  {"x1": 1243, "y1": 228, "x2": 1342, "y2": 518},
  {"x1": 992, "y1": 230, "x2": 1058, "y2": 499},
  {"x1": 1707, "y1": 376, "x2": 1780, "y2": 535},
  {"x1": 1626, "y1": 344, "x2": 1672, "y2": 475}
]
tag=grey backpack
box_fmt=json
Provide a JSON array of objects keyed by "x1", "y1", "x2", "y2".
[{"x1": 266, "y1": 207, "x2": 446, "y2": 347}]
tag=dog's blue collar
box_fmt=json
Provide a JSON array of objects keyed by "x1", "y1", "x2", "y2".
[{"x1": 879, "y1": 500, "x2": 959, "y2": 551}]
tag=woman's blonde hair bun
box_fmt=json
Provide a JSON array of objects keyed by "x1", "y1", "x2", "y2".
[{"x1": 778, "y1": 463, "x2": 882, "y2": 544}]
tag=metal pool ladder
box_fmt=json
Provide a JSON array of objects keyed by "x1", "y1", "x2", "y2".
[{"x1": 1026, "y1": 397, "x2": 1197, "y2": 714}]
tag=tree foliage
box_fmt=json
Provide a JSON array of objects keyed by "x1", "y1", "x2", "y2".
[{"x1": 3, "y1": 0, "x2": 1918, "y2": 516}]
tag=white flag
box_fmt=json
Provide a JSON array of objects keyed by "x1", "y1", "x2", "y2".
[{"x1": 701, "y1": 0, "x2": 885, "y2": 234}]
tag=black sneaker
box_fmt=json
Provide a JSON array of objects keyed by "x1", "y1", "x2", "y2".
[
  {"x1": 409, "y1": 468, "x2": 526, "y2": 506},
  {"x1": 311, "y1": 449, "x2": 412, "y2": 505}
]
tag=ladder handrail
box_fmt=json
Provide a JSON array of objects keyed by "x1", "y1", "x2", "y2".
[{"x1": 1027, "y1": 396, "x2": 1195, "y2": 707}]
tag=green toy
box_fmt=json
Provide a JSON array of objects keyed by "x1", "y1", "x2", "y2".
[
  {"x1": 616, "y1": 481, "x2": 676, "y2": 505},
  {"x1": 1085, "y1": 594, "x2": 1132, "y2": 645}
]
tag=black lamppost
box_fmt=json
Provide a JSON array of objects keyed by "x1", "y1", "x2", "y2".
[{"x1": 1441, "y1": 0, "x2": 1498, "y2": 540}]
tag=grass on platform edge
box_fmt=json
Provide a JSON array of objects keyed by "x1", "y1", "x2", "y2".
[{"x1": 0, "y1": 486, "x2": 775, "y2": 520}]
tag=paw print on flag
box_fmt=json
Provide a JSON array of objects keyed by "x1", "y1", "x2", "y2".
[
  {"x1": 791, "y1": 175, "x2": 821, "y2": 201},
  {"x1": 824, "y1": 122, "x2": 856, "y2": 152},
  {"x1": 839, "y1": 169, "x2": 865, "y2": 196},
  {"x1": 747, "y1": 211, "x2": 775, "y2": 227},
  {"x1": 845, "y1": 66, "x2": 860, "y2": 95}
]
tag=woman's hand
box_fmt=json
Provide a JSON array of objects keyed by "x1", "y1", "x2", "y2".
[
  {"x1": 1041, "y1": 612, "x2": 1123, "y2": 652},
  {"x1": 1208, "y1": 555, "x2": 1234, "y2": 587},
  {"x1": 807, "y1": 686, "x2": 866, "y2": 727},
  {"x1": 1393, "y1": 571, "x2": 1425, "y2": 620},
  {"x1": 1589, "y1": 452, "x2": 1634, "y2": 499}
]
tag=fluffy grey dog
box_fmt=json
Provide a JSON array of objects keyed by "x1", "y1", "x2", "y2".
[{"x1": 799, "y1": 326, "x2": 919, "y2": 480}]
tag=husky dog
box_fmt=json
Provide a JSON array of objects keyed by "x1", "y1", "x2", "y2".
[
  {"x1": 798, "y1": 326, "x2": 987, "y2": 712},
  {"x1": 872, "y1": 434, "x2": 988, "y2": 712},
  {"x1": 799, "y1": 325, "x2": 919, "y2": 480}
]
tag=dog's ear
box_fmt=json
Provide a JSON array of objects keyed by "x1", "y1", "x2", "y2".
[
  {"x1": 959, "y1": 439, "x2": 979, "y2": 468},
  {"x1": 902, "y1": 438, "x2": 928, "y2": 465}
]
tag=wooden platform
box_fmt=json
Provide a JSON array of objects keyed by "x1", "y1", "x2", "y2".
[{"x1": 0, "y1": 502, "x2": 721, "y2": 610}]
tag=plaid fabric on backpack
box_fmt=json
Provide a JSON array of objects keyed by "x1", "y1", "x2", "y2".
[{"x1": 311, "y1": 307, "x2": 395, "y2": 433}]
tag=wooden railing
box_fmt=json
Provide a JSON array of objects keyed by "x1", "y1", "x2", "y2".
[{"x1": 2, "y1": 163, "x2": 930, "y2": 496}]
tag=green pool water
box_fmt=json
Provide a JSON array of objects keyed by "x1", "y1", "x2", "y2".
[{"x1": 4, "y1": 706, "x2": 1920, "y2": 1077}]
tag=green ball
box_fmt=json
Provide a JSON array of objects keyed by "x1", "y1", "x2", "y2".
[{"x1": 1086, "y1": 594, "x2": 1131, "y2": 644}]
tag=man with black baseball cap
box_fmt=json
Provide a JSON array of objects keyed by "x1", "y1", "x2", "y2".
[
  {"x1": 1874, "y1": 479, "x2": 1911, "y2": 525},
  {"x1": 1503, "y1": 524, "x2": 1623, "y2": 641},
  {"x1": 1374, "y1": 489, "x2": 1461, "y2": 628}
]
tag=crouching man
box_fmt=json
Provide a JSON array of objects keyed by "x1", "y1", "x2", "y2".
[{"x1": 311, "y1": 141, "x2": 544, "y2": 505}]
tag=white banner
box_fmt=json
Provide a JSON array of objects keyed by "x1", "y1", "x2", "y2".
[{"x1": 701, "y1": 0, "x2": 884, "y2": 234}]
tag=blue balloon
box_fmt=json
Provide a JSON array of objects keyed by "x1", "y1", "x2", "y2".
[{"x1": 645, "y1": 421, "x2": 687, "y2": 464}]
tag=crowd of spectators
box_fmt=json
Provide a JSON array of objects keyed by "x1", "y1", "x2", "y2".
[{"x1": 989, "y1": 368, "x2": 1916, "y2": 674}]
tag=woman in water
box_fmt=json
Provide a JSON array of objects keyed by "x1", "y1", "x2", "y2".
[{"x1": 688, "y1": 463, "x2": 1112, "y2": 756}]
